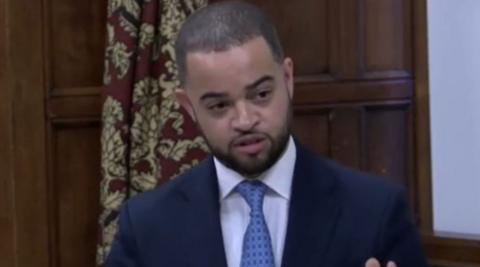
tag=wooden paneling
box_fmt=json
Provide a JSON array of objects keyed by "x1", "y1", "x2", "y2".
[
  {"x1": 51, "y1": 124, "x2": 101, "y2": 267},
  {"x1": 424, "y1": 234, "x2": 480, "y2": 267},
  {"x1": 365, "y1": 105, "x2": 410, "y2": 186},
  {"x1": 249, "y1": 0, "x2": 413, "y2": 81},
  {"x1": 291, "y1": 111, "x2": 330, "y2": 156},
  {"x1": 363, "y1": 0, "x2": 412, "y2": 75},
  {"x1": 45, "y1": 0, "x2": 106, "y2": 266},
  {"x1": 329, "y1": 0, "x2": 362, "y2": 79},
  {"x1": 294, "y1": 78, "x2": 413, "y2": 105},
  {"x1": 48, "y1": 87, "x2": 102, "y2": 120},
  {"x1": 4, "y1": 0, "x2": 51, "y2": 265},
  {"x1": 329, "y1": 108, "x2": 363, "y2": 169},
  {"x1": 0, "y1": 0, "x2": 15, "y2": 265},
  {"x1": 48, "y1": 0, "x2": 107, "y2": 89},
  {"x1": 249, "y1": 0, "x2": 329, "y2": 76},
  {"x1": 293, "y1": 103, "x2": 412, "y2": 188},
  {"x1": 413, "y1": 0, "x2": 433, "y2": 233}
]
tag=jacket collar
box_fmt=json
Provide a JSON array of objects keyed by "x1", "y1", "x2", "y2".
[{"x1": 176, "y1": 141, "x2": 340, "y2": 267}]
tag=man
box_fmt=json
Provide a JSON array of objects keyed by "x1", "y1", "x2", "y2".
[{"x1": 106, "y1": 1, "x2": 427, "y2": 267}]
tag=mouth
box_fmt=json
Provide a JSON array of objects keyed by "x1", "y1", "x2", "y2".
[{"x1": 232, "y1": 135, "x2": 267, "y2": 155}]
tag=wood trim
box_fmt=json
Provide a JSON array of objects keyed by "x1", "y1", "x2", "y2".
[
  {"x1": 433, "y1": 231, "x2": 480, "y2": 241},
  {"x1": 294, "y1": 78, "x2": 413, "y2": 105},
  {"x1": 46, "y1": 120, "x2": 59, "y2": 267},
  {"x1": 361, "y1": 70, "x2": 412, "y2": 80},
  {"x1": 48, "y1": 93, "x2": 102, "y2": 119},
  {"x1": 0, "y1": 0, "x2": 16, "y2": 265},
  {"x1": 46, "y1": 118, "x2": 101, "y2": 267},
  {"x1": 50, "y1": 86, "x2": 102, "y2": 97},
  {"x1": 413, "y1": 0, "x2": 433, "y2": 234},
  {"x1": 293, "y1": 100, "x2": 412, "y2": 114},
  {"x1": 51, "y1": 118, "x2": 101, "y2": 127},
  {"x1": 294, "y1": 74, "x2": 336, "y2": 83},
  {"x1": 7, "y1": 0, "x2": 51, "y2": 267},
  {"x1": 423, "y1": 233, "x2": 480, "y2": 265},
  {"x1": 429, "y1": 260, "x2": 480, "y2": 267}
]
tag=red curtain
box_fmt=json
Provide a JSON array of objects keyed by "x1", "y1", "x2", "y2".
[{"x1": 97, "y1": 0, "x2": 209, "y2": 265}]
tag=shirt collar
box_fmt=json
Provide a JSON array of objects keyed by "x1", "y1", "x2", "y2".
[{"x1": 215, "y1": 136, "x2": 296, "y2": 200}]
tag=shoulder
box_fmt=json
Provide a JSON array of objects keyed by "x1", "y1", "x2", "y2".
[
  {"x1": 322, "y1": 156, "x2": 402, "y2": 199},
  {"x1": 298, "y1": 145, "x2": 404, "y2": 212},
  {"x1": 122, "y1": 156, "x2": 213, "y2": 218},
  {"x1": 304, "y1": 149, "x2": 411, "y2": 233}
]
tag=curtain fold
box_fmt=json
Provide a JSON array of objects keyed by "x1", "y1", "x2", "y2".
[{"x1": 97, "y1": 0, "x2": 209, "y2": 265}]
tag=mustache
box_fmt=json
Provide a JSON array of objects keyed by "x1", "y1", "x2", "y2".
[{"x1": 230, "y1": 132, "x2": 269, "y2": 146}]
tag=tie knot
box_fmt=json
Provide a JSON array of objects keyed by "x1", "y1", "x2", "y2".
[{"x1": 236, "y1": 180, "x2": 268, "y2": 212}]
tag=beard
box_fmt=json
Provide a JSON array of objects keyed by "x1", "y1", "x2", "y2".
[{"x1": 198, "y1": 103, "x2": 292, "y2": 178}]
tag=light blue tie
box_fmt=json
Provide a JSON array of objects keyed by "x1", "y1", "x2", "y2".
[{"x1": 236, "y1": 181, "x2": 275, "y2": 267}]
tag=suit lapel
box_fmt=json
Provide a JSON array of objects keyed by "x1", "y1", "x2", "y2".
[
  {"x1": 177, "y1": 157, "x2": 228, "y2": 267},
  {"x1": 281, "y1": 145, "x2": 341, "y2": 267}
]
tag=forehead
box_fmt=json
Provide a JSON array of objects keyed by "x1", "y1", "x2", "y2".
[{"x1": 184, "y1": 37, "x2": 279, "y2": 93}]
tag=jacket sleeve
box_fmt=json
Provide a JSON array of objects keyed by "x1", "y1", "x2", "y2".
[
  {"x1": 376, "y1": 189, "x2": 428, "y2": 267},
  {"x1": 104, "y1": 202, "x2": 141, "y2": 267}
]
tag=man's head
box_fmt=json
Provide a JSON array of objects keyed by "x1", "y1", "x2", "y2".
[{"x1": 175, "y1": 1, "x2": 294, "y2": 178}]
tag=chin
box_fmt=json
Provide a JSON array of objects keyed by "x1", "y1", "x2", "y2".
[{"x1": 234, "y1": 156, "x2": 273, "y2": 176}]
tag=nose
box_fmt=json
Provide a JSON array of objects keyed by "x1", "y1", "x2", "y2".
[{"x1": 231, "y1": 101, "x2": 258, "y2": 131}]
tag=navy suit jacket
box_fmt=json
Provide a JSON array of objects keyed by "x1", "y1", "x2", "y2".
[{"x1": 106, "y1": 144, "x2": 427, "y2": 267}]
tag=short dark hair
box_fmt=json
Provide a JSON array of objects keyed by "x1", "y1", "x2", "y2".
[{"x1": 174, "y1": 0, "x2": 284, "y2": 86}]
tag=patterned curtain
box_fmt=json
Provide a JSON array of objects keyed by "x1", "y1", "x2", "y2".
[{"x1": 97, "y1": 0, "x2": 209, "y2": 265}]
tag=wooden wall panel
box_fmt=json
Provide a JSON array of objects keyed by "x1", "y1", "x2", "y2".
[
  {"x1": 49, "y1": 0, "x2": 107, "y2": 89},
  {"x1": 249, "y1": 0, "x2": 329, "y2": 76},
  {"x1": 365, "y1": 105, "x2": 410, "y2": 186},
  {"x1": 329, "y1": 0, "x2": 362, "y2": 79},
  {"x1": 329, "y1": 108, "x2": 363, "y2": 169},
  {"x1": 294, "y1": 79, "x2": 413, "y2": 105},
  {"x1": 291, "y1": 110, "x2": 329, "y2": 155},
  {"x1": 6, "y1": 0, "x2": 51, "y2": 265},
  {"x1": 363, "y1": 0, "x2": 412, "y2": 75},
  {"x1": 49, "y1": 87, "x2": 102, "y2": 120},
  {"x1": 51, "y1": 124, "x2": 101, "y2": 267},
  {"x1": 0, "y1": 0, "x2": 15, "y2": 265},
  {"x1": 45, "y1": 0, "x2": 106, "y2": 267},
  {"x1": 293, "y1": 103, "x2": 413, "y2": 201}
]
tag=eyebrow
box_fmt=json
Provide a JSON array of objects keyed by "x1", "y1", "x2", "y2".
[
  {"x1": 200, "y1": 92, "x2": 228, "y2": 102},
  {"x1": 245, "y1": 75, "x2": 274, "y2": 91},
  {"x1": 199, "y1": 75, "x2": 274, "y2": 102}
]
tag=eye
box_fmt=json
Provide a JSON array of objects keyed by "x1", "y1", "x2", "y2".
[
  {"x1": 252, "y1": 89, "x2": 272, "y2": 102},
  {"x1": 208, "y1": 101, "x2": 230, "y2": 112},
  {"x1": 257, "y1": 90, "x2": 271, "y2": 98}
]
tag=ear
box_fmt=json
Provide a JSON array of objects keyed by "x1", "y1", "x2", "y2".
[
  {"x1": 175, "y1": 88, "x2": 197, "y2": 122},
  {"x1": 283, "y1": 57, "x2": 294, "y2": 99}
]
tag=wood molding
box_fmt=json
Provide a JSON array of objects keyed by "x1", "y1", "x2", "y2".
[
  {"x1": 0, "y1": 0, "x2": 16, "y2": 265},
  {"x1": 361, "y1": 70, "x2": 411, "y2": 80},
  {"x1": 48, "y1": 92, "x2": 102, "y2": 120},
  {"x1": 6, "y1": 0, "x2": 51, "y2": 266},
  {"x1": 413, "y1": 0, "x2": 433, "y2": 234},
  {"x1": 423, "y1": 233, "x2": 480, "y2": 265},
  {"x1": 47, "y1": 122, "x2": 101, "y2": 267},
  {"x1": 50, "y1": 86, "x2": 102, "y2": 97},
  {"x1": 294, "y1": 100, "x2": 411, "y2": 114},
  {"x1": 294, "y1": 78, "x2": 413, "y2": 105}
]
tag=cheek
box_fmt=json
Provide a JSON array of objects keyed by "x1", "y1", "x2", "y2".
[
  {"x1": 263, "y1": 94, "x2": 290, "y2": 127},
  {"x1": 197, "y1": 115, "x2": 232, "y2": 142}
]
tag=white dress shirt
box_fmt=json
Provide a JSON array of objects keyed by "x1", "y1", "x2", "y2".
[{"x1": 215, "y1": 136, "x2": 296, "y2": 267}]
